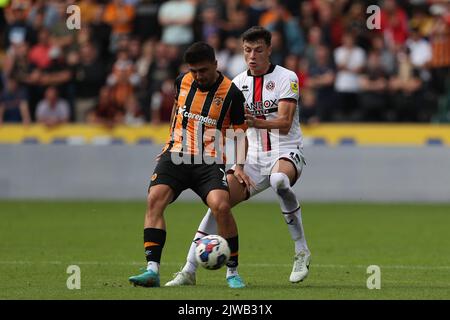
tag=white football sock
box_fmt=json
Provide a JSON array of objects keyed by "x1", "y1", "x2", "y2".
[
  {"x1": 270, "y1": 172, "x2": 310, "y2": 254},
  {"x1": 182, "y1": 209, "x2": 218, "y2": 274},
  {"x1": 146, "y1": 261, "x2": 159, "y2": 273},
  {"x1": 226, "y1": 267, "x2": 239, "y2": 278}
]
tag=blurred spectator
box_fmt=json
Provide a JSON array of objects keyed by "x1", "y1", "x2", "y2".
[
  {"x1": 246, "y1": 0, "x2": 269, "y2": 28},
  {"x1": 217, "y1": 36, "x2": 246, "y2": 79},
  {"x1": 429, "y1": 13, "x2": 450, "y2": 95},
  {"x1": 260, "y1": 0, "x2": 305, "y2": 56},
  {"x1": 106, "y1": 49, "x2": 140, "y2": 109},
  {"x1": 358, "y1": 51, "x2": 390, "y2": 121},
  {"x1": 26, "y1": 29, "x2": 72, "y2": 120},
  {"x1": 89, "y1": 4, "x2": 112, "y2": 61},
  {"x1": 150, "y1": 78, "x2": 175, "y2": 125},
  {"x1": 133, "y1": 0, "x2": 163, "y2": 42},
  {"x1": 334, "y1": 32, "x2": 366, "y2": 120},
  {"x1": 308, "y1": 45, "x2": 336, "y2": 122},
  {"x1": 4, "y1": 1, "x2": 36, "y2": 49},
  {"x1": 380, "y1": 0, "x2": 409, "y2": 49},
  {"x1": 87, "y1": 86, "x2": 124, "y2": 127},
  {"x1": 298, "y1": 0, "x2": 317, "y2": 34},
  {"x1": 370, "y1": 35, "x2": 396, "y2": 75},
  {"x1": 103, "y1": 0, "x2": 136, "y2": 53},
  {"x1": 317, "y1": 1, "x2": 343, "y2": 48},
  {"x1": 388, "y1": 49, "x2": 424, "y2": 121},
  {"x1": 123, "y1": 94, "x2": 145, "y2": 126},
  {"x1": 409, "y1": 5, "x2": 434, "y2": 37},
  {"x1": 284, "y1": 54, "x2": 302, "y2": 83},
  {"x1": 0, "y1": 77, "x2": 31, "y2": 125},
  {"x1": 78, "y1": 0, "x2": 98, "y2": 26},
  {"x1": 344, "y1": 1, "x2": 370, "y2": 50},
  {"x1": 158, "y1": 0, "x2": 196, "y2": 47},
  {"x1": 222, "y1": 5, "x2": 249, "y2": 39},
  {"x1": 74, "y1": 42, "x2": 106, "y2": 122},
  {"x1": 26, "y1": 0, "x2": 58, "y2": 30},
  {"x1": 128, "y1": 36, "x2": 142, "y2": 62},
  {"x1": 406, "y1": 27, "x2": 432, "y2": 69},
  {"x1": 2, "y1": 40, "x2": 31, "y2": 86},
  {"x1": 304, "y1": 26, "x2": 323, "y2": 69},
  {"x1": 207, "y1": 33, "x2": 227, "y2": 71},
  {"x1": 268, "y1": 30, "x2": 286, "y2": 67},
  {"x1": 35, "y1": 86, "x2": 69, "y2": 127},
  {"x1": 144, "y1": 41, "x2": 178, "y2": 120},
  {"x1": 49, "y1": 1, "x2": 77, "y2": 52},
  {"x1": 28, "y1": 28, "x2": 51, "y2": 70},
  {"x1": 299, "y1": 87, "x2": 319, "y2": 125},
  {"x1": 136, "y1": 39, "x2": 155, "y2": 80},
  {"x1": 199, "y1": 5, "x2": 221, "y2": 41}
]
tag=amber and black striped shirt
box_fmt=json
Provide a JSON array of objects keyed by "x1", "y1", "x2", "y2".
[{"x1": 163, "y1": 72, "x2": 247, "y2": 160}]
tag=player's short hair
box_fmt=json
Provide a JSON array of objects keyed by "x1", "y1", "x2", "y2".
[
  {"x1": 241, "y1": 26, "x2": 272, "y2": 46},
  {"x1": 183, "y1": 42, "x2": 216, "y2": 64}
]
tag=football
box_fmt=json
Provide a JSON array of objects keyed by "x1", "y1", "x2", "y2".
[{"x1": 195, "y1": 235, "x2": 230, "y2": 270}]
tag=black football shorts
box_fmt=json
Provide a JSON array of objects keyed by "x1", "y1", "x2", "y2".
[{"x1": 149, "y1": 151, "x2": 229, "y2": 203}]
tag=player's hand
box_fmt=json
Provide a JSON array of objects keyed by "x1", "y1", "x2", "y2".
[
  {"x1": 245, "y1": 112, "x2": 257, "y2": 128},
  {"x1": 233, "y1": 165, "x2": 256, "y2": 191}
]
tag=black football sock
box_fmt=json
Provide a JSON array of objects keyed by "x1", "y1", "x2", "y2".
[
  {"x1": 144, "y1": 228, "x2": 166, "y2": 263},
  {"x1": 225, "y1": 235, "x2": 239, "y2": 268}
]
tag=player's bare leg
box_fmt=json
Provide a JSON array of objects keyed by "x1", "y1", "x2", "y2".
[
  {"x1": 205, "y1": 189, "x2": 245, "y2": 288},
  {"x1": 271, "y1": 159, "x2": 311, "y2": 283},
  {"x1": 129, "y1": 184, "x2": 174, "y2": 287},
  {"x1": 165, "y1": 174, "x2": 248, "y2": 288}
]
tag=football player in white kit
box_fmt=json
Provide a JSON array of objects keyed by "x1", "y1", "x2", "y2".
[{"x1": 165, "y1": 26, "x2": 311, "y2": 288}]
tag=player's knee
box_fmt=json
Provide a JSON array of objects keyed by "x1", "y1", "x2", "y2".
[
  {"x1": 270, "y1": 172, "x2": 290, "y2": 195},
  {"x1": 146, "y1": 192, "x2": 167, "y2": 213},
  {"x1": 209, "y1": 201, "x2": 231, "y2": 217}
]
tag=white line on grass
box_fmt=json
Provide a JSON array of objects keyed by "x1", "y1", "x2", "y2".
[{"x1": 0, "y1": 261, "x2": 449, "y2": 270}]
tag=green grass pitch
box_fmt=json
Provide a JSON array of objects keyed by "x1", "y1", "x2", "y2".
[{"x1": 0, "y1": 201, "x2": 449, "y2": 300}]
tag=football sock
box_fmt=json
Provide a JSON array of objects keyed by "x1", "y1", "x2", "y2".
[
  {"x1": 144, "y1": 228, "x2": 166, "y2": 273},
  {"x1": 226, "y1": 236, "x2": 239, "y2": 268},
  {"x1": 183, "y1": 209, "x2": 217, "y2": 274},
  {"x1": 284, "y1": 207, "x2": 309, "y2": 254},
  {"x1": 226, "y1": 267, "x2": 239, "y2": 278},
  {"x1": 270, "y1": 172, "x2": 309, "y2": 254}
]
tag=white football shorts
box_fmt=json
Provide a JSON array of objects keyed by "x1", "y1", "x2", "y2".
[{"x1": 228, "y1": 146, "x2": 306, "y2": 198}]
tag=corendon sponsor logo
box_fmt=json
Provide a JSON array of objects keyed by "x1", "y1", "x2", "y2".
[
  {"x1": 180, "y1": 105, "x2": 217, "y2": 126},
  {"x1": 245, "y1": 99, "x2": 278, "y2": 116}
]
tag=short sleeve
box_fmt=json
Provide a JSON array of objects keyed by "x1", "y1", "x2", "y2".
[
  {"x1": 279, "y1": 71, "x2": 299, "y2": 101},
  {"x1": 174, "y1": 73, "x2": 185, "y2": 100},
  {"x1": 229, "y1": 84, "x2": 247, "y2": 130}
]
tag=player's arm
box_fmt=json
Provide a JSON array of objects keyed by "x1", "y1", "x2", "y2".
[
  {"x1": 157, "y1": 75, "x2": 183, "y2": 160},
  {"x1": 246, "y1": 73, "x2": 299, "y2": 135},
  {"x1": 168, "y1": 98, "x2": 178, "y2": 127},
  {"x1": 245, "y1": 98, "x2": 296, "y2": 135},
  {"x1": 229, "y1": 85, "x2": 254, "y2": 189},
  {"x1": 168, "y1": 74, "x2": 183, "y2": 129}
]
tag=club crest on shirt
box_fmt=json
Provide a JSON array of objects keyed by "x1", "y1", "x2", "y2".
[
  {"x1": 151, "y1": 173, "x2": 157, "y2": 181},
  {"x1": 290, "y1": 81, "x2": 299, "y2": 94},
  {"x1": 266, "y1": 80, "x2": 275, "y2": 91},
  {"x1": 213, "y1": 96, "x2": 223, "y2": 106}
]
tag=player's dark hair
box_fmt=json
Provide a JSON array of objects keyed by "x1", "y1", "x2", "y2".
[
  {"x1": 183, "y1": 42, "x2": 216, "y2": 64},
  {"x1": 241, "y1": 26, "x2": 272, "y2": 46}
]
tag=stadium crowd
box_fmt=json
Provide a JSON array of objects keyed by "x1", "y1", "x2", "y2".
[{"x1": 0, "y1": 0, "x2": 449, "y2": 126}]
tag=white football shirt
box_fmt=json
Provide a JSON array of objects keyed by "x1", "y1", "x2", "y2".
[{"x1": 232, "y1": 64, "x2": 303, "y2": 154}]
